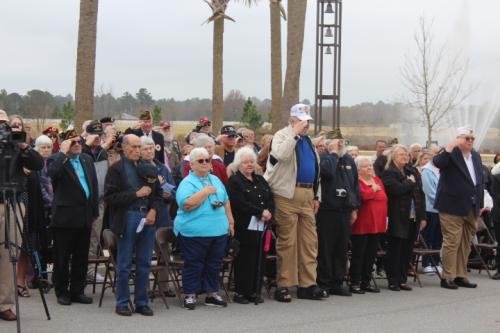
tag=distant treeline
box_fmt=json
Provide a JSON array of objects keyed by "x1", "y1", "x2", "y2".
[{"x1": 1, "y1": 88, "x2": 499, "y2": 128}]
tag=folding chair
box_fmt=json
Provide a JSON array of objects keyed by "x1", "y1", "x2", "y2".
[
  {"x1": 155, "y1": 227, "x2": 184, "y2": 306},
  {"x1": 469, "y1": 218, "x2": 498, "y2": 278},
  {"x1": 98, "y1": 229, "x2": 135, "y2": 311},
  {"x1": 87, "y1": 232, "x2": 110, "y2": 294},
  {"x1": 412, "y1": 233, "x2": 442, "y2": 287}
]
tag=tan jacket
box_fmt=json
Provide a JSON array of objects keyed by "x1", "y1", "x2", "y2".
[{"x1": 264, "y1": 125, "x2": 320, "y2": 199}]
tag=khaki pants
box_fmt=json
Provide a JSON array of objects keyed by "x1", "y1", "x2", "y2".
[
  {"x1": 439, "y1": 210, "x2": 477, "y2": 279},
  {"x1": 0, "y1": 203, "x2": 22, "y2": 312},
  {"x1": 274, "y1": 188, "x2": 317, "y2": 288}
]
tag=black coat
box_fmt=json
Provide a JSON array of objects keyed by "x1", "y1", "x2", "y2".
[
  {"x1": 381, "y1": 162, "x2": 426, "y2": 239},
  {"x1": 319, "y1": 152, "x2": 360, "y2": 211},
  {"x1": 104, "y1": 158, "x2": 163, "y2": 238},
  {"x1": 491, "y1": 168, "x2": 500, "y2": 224},
  {"x1": 47, "y1": 152, "x2": 99, "y2": 229},
  {"x1": 131, "y1": 129, "x2": 165, "y2": 164},
  {"x1": 433, "y1": 147, "x2": 484, "y2": 216},
  {"x1": 227, "y1": 171, "x2": 275, "y2": 245}
]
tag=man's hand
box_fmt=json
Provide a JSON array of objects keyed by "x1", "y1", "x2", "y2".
[
  {"x1": 101, "y1": 133, "x2": 116, "y2": 150},
  {"x1": 446, "y1": 137, "x2": 463, "y2": 153},
  {"x1": 59, "y1": 139, "x2": 72, "y2": 155},
  {"x1": 85, "y1": 134, "x2": 99, "y2": 146},
  {"x1": 419, "y1": 220, "x2": 427, "y2": 232},
  {"x1": 313, "y1": 199, "x2": 320, "y2": 215},
  {"x1": 292, "y1": 120, "x2": 308, "y2": 136},
  {"x1": 23, "y1": 167, "x2": 31, "y2": 176},
  {"x1": 261, "y1": 209, "x2": 272, "y2": 222},
  {"x1": 145, "y1": 209, "x2": 156, "y2": 225},
  {"x1": 407, "y1": 175, "x2": 416, "y2": 183},
  {"x1": 327, "y1": 139, "x2": 340, "y2": 154},
  {"x1": 136, "y1": 186, "x2": 152, "y2": 198},
  {"x1": 350, "y1": 210, "x2": 358, "y2": 225}
]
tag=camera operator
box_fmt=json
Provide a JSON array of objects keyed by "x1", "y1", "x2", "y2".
[
  {"x1": 0, "y1": 109, "x2": 43, "y2": 321},
  {"x1": 317, "y1": 130, "x2": 360, "y2": 297}
]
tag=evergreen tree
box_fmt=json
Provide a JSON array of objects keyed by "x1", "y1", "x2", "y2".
[
  {"x1": 59, "y1": 101, "x2": 75, "y2": 131},
  {"x1": 240, "y1": 98, "x2": 263, "y2": 131},
  {"x1": 152, "y1": 105, "x2": 161, "y2": 125}
]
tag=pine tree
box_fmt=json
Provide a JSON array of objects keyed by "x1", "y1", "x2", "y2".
[
  {"x1": 240, "y1": 98, "x2": 263, "y2": 131},
  {"x1": 152, "y1": 105, "x2": 161, "y2": 125},
  {"x1": 59, "y1": 102, "x2": 75, "y2": 131}
]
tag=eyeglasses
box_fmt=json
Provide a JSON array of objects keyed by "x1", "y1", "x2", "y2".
[
  {"x1": 464, "y1": 136, "x2": 475, "y2": 142},
  {"x1": 70, "y1": 140, "x2": 82, "y2": 146},
  {"x1": 196, "y1": 158, "x2": 211, "y2": 164}
]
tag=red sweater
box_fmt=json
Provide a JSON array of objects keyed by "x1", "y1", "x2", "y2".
[
  {"x1": 183, "y1": 159, "x2": 228, "y2": 185},
  {"x1": 351, "y1": 176, "x2": 388, "y2": 235}
]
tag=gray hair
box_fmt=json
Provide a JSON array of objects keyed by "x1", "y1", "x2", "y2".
[
  {"x1": 34, "y1": 135, "x2": 53, "y2": 150},
  {"x1": 355, "y1": 156, "x2": 372, "y2": 169},
  {"x1": 104, "y1": 125, "x2": 117, "y2": 135},
  {"x1": 140, "y1": 136, "x2": 155, "y2": 146},
  {"x1": 385, "y1": 144, "x2": 409, "y2": 170},
  {"x1": 347, "y1": 145, "x2": 359, "y2": 153},
  {"x1": 189, "y1": 147, "x2": 209, "y2": 163},
  {"x1": 192, "y1": 133, "x2": 215, "y2": 148},
  {"x1": 233, "y1": 147, "x2": 257, "y2": 168}
]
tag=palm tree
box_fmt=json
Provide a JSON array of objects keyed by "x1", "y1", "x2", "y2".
[
  {"x1": 74, "y1": 0, "x2": 98, "y2": 132},
  {"x1": 204, "y1": 0, "x2": 234, "y2": 135},
  {"x1": 280, "y1": 0, "x2": 307, "y2": 129},
  {"x1": 270, "y1": 0, "x2": 286, "y2": 132}
]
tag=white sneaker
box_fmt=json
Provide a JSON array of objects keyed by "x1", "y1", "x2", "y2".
[
  {"x1": 87, "y1": 272, "x2": 105, "y2": 283},
  {"x1": 423, "y1": 266, "x2": 435, "y2": 275},
  {"x1": 436, "y1": 266, "x2": 443, "y2": 275}
]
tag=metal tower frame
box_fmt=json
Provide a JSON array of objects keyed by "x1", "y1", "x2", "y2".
[{"x1": 314, "y1": 0, "x2": 342, "y2": 133}]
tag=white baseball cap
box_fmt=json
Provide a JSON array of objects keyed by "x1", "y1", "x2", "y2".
[
  {"x1": 456, "y1": 126, "x2": 473, "y2": 137},
  {"x1": 290, "y1": 104, "x2": 313, "y2": 121},
  {"x1": 0, "y1": 109, "x2": 8, "y2": 122}
]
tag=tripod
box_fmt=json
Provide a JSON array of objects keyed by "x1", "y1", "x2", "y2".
[{"x1": 1, "y1": 187, "x2": 51, "y2": 333}]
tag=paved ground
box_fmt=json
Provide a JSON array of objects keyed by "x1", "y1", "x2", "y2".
[{"x1": 5, "y1": 272, "x2": 500, "y2": 333}]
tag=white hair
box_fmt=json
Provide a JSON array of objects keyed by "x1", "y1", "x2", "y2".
[
  {"x1": 34, "y1": 135, "x2": 53, "y2": 150},
  {"x1": 140, "y1": 135, "x2": 155, "y2": 146},
  {"x1": 192, "y1": 133, "x2": 215, "y2": 148},
  {"x1": 233, "y1": 147, "x2": 257, "y2": 168},
  {"x1": 409, "y1": 143, "x2": 422, "y2": 150},
  {"x1": 355, "y1": 156, "x2": 372, "y2": 169},
  {"x1": 189, "y1": 147, "x2": 209, "y2": 163},
  {"x1": 347, "y1": 145, "x2": 359, "y2": 153}
]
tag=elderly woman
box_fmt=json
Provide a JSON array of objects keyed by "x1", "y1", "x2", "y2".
[
  {"x1": 183, "y1": 134, "x2": 228, "y2": 185},
  {"x1": 141, "y1": 136, "x2": 176, "y2": 227},
  {"x1": 175, "y1": 147, "x2": 235, "y2": 310},
  {"x1": 227, "y1": 147, "x2": 274, "y2": 304},
  {"x1": 25, "y1": 135, "x2": 54, "y2": 289},
  {"x1": 347, "y1": 146, "x2": 359, "y2": 159},
  {"x1": 349, "y1": 157, "x2": 387, "y2": 294},
  {"x1": 381, "y1": 145, "x2": 426, "y2": 291}
]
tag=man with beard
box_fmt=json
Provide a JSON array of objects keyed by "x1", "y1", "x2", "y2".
[{"x1": 157, "y1": 120, "x2": 181, "y2": 182}]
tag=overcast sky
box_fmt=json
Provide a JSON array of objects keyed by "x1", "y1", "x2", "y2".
[{"x1": 1, "y1": 0, "x2": 499, "y2": 106}]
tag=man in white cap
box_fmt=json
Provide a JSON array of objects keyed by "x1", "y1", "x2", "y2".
[
  {"x1": 264, "y1": 104, "x2": 326, "y2": 302},
  {"x1": 433, "y1": 126, "x2": 484, "y2": 289}
]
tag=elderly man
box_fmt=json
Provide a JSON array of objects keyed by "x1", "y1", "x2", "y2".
[
  {"x1": 214, "y1": 125, "x2": 238, "y2": 166},
  {"x1": 317, "y1": 130, "x2": 360, "y2": 296},
  {"x1": 434, "y1": 126, "x2": 484, "y2": 289},
  {"x1": 99, "y1": 116, "x2": 115, "y2": 130},
  {"x1": 130, "y1": 111, "x2": 164, "y2": 163},
  {"x1": 0, "y1": 110, "x2": 43, "y2": 321},
  {"x1": 409, "y1": 143, "x2": 423, "y2": 165},
  {"x1": 104, "y1": 134, "x2": 162, "y2": 316},
  {"x1": 240, "y1": 128, "x2": 261, "y2": 153},
  {"x1": 48, "y1": 129, "x2": 99, "y2": 306},
  {"x1": 157, "y1": 120, "x2": 182, "y2": 180},
  {"x1": 264, "y1": 104, "x2": 325, "y2": 302}
]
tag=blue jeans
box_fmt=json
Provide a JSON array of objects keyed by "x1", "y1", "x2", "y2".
[
  {"x1": 179, "y1": 235, "x2": 227, "y2": 294},
  {"x1": 116, "y1": 211, "x2": 155, "y2": 307},
  {"x1": 422, "y1": 212, "x2": 443, "y2": 267}
]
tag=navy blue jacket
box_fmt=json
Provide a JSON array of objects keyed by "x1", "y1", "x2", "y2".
[{"x1": 433, "y1": 147, "x2": 484, "y2": 217}]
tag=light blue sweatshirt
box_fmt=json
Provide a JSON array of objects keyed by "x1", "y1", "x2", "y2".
[{"x1": 421, "y1": 161, "x2": 440, "y2": 213}]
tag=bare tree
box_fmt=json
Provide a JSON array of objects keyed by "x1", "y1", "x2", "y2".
[
  {"x1": 280, "y1": 0, "x2": 307, "y2": 130},
  {"x1": 401, "y1": 16, "x2": 471, "y2": 146},
  {"x1": 74, "y1": 0, "x2": 98, "y2": 133}
]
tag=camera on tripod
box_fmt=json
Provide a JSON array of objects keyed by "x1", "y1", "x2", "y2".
[{"x1": 0, "y1": 123, "x2": 27, "y2": 147}]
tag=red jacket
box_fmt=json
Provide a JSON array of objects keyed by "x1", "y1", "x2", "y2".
[
  {"x1": 183, "y1": 159, "x2": 228, "y2": 185},
  {"x1": 351, "y1": 176, "x2": 388, "y2": 235}
]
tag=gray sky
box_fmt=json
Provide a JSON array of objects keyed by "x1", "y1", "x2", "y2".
[{"x1": 1, "y1": 0, "x2": 499, "y2": 106}]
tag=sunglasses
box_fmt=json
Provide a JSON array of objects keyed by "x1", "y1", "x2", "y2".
[
  {"x1": 464, "y1": 136, "x2": 475, "y2": 142},
  {"x1": 70, "y1": 140, "x2": 82, "y2": 146},
  {"x1": 196, "y1": 158, "x2": 211, "y2": 164}
]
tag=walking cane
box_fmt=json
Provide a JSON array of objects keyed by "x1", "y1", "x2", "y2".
[{"x1": 254, "y1": 219, "x2": 273, "y2": 305}]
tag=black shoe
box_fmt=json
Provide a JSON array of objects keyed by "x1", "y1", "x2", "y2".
[
  {"x1": 399, "y1": 283, "x2": 412, "y2": 291},
  {"x1": 135, "y1": 305, "x2": 154, "y2": 316},
  {"x1": 116, "y1": 306, "x2": 132, "y2": 316},
  {"x1": 233, "y1": 293, "x2": 249, "y2": 304},
  {"x1": 298, "y1": 285, "x2": 327, "y2": 300},
  {"x1": 493, "y1": 271, "x2": 500, "y2": 280},
  {"x1": 361, "y1": 284, "x2": 380, "y2": 293},
  {"x1": 440, "y1": 279, "x2": 459, "y2": 290},
  {"x1": 71, "y1": 294, "x2": 93, "y2": 304},
  {"x1": 454, "y1": 277, "x2": 477, "y2": 288},
  {"x1": 349, "y1": 285, "x2": 365, "y2": 294},
  {"x1": 57, "y1": 295, "x2": 72, "y2": 306},
  {"x1": 205, "y1": 295, "x2": 227, "y2": 307},
  {"x1": 247, "y1": 294, "x2": 264, "y2": 304},
  {"x1": 329, "y1": 285, "x2": 352, "y2": 296},
  {"x1": 184, "y1": 296, "x2": 197, "y2": 310},
  {"x1": 388, "y1": 284, "x2": 401, "y2": 291}
]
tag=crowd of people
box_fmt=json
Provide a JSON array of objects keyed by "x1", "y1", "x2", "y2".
[{"x1": 0, "y1": 104, "x2": 499, "y2": 321}]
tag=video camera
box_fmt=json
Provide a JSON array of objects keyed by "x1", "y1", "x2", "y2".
[{"x1": 0, "y1": 123, "x2": 27, "y2": 148}]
